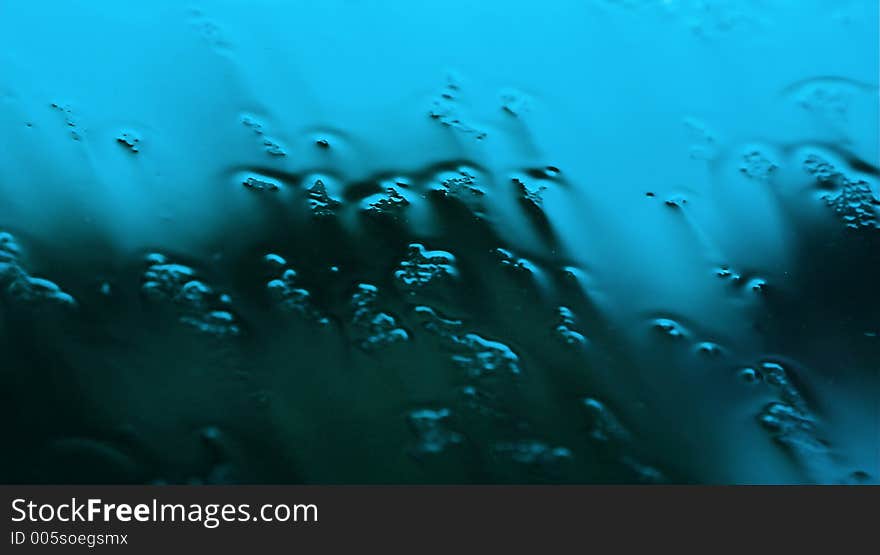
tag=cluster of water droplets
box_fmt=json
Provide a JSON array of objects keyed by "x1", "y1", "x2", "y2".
[
  {"x1": 0, "y1": 231, "x2": 76, "y2": 308},
  {"x1": 142, "y1": 253, "x2": 240, "y2": 337}
]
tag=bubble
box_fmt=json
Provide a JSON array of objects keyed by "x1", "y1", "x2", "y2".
[
  {"x1": 746, "y1": 360, "x2": 828, "y2": 460},
  {"x1": 116, "y1": 131, "x2": 141, "y2": 153},
  {"x1": 393, "y1": 243, "x2": 458, "y2": 293},
  {"x1": 413, "y1": 304, "x2": 464, "y2": 338},
  {"x1": 8, "y1": 276, "x2": 77, "y2": 306},
  {"x1": 0, "y1": 231, "x2": 76, "y2": 307},
  {"x1": 407, "y1": 408, "x2": 463, "y2": 455},
  {"x1": 263, "y1": 253, "x2": 287, "y2": 268},
  {"x1": 739, "y1": 367, "x2": 761, "y2": 384},
  {"x1": 432, "y1": 168, "x2": 487, "y2": 204},
  {"x1": 715, "y1": 265, "x2": 770, "y2": 295},
  {"x1": 144, "y1": 252, "x2": 167, "y2": 265},
  {"x1": 803, "y1": 154, "x2": 842, "y2": 184},
  {"x1": 499, "y1": 88, "x2": 531, "y2": 116},
  {"x1": 428, "y1": 75, "x2": 487, "y2": 140},
  {"x1": 350, "y1": 284, "x2": 409, "y2": 351},
  {"x1": 664, "y1": 195, "x2": 688, "y2": 209},
  {"x1": 493, "y1": 440, "x2": 572, "y2": 466},
  {"x1": 363, "y1": 187, "x2": 410, "y2": 216},
  {"x1": 581, "y1": 397, "x2": 629, "y2": 442},
  {"x1": 451, "y1": 334, "x2": 521, "y2": 378},
  {"x1": 825, "y1": 182, "x2": 879, "y2": 230},
  {"x1": 414, "y1": 305, "x2": 521, "y2": 377},
  {"x1": 512, "y1": 177, "x2": 547, "y2": 209},
  {"x1": 50, "y1": 101, "x2": 82, "y2": 140},
  {"x1": 757, "y1": 361, "x2": 804, "y2": 406},
  {"x1": 580, "y1": 397, "x2": 668, "y2": 482},
  {"x1": 802, "y1": 153, "x2": 879, "y2": 229},
  {"x1": 652, "y1": 318, "x2": 688, "y2": 339},
  {"x1": 695, "y1": 341, "x2": 723, "y2": 357},
  {"x1": 240, "y1": 113, "x2": 287, "y2": 157},
  {"x1": 142, "y1": 262, "x2": 197, "y2": 300},
  {"x1": 542, "y1": 166, "x2": 561, "y2": 178},
  {"x1": 141, "y1": 254, "x2": 239, "y2": 336},
  {"x1": 459, "y1": 384, "x2": 508, "y2": 420},
  {"x1": 180, "y1": 309, "x2": 240, "y2": 336},
  {"x1": 739, "y1": 149, "x2": 777, "y2": 181},
  {"x1": 620, "y1": 456, "x2": 667, "y2": 484},
  {"x1": 715, "y1": 265, "x2": 735, "y2": 279},
  {"x1": 555, "y1": 306, "x2": 587, "y2": 346},
  {"x1": 306, "y1": 179, "x2": 342, "y2": 217},
  {"x1": 747, "y1": 278, "x2": 767, "y2": 293},
  {"x1": 758, "y1": 402, "x2": 824, "y2": 452},
  {"x1": 242, "y1": 176, "x2": 281, "y2": 192},
  {"x1": 0, "y1": 232, "x2": 21, "y2": 261},
  {"x1": 266, "y1": 265, "x2": 324, "y2": 323},
  {"x1": 792, "y1": 79, "x2": 855, "y2": 123},
  {"x1": 493, "y1": 248, "x2": 537, "y2": 277},
  {"x1": 262, "y1": 141, "x2": 286, "y2": 157}
]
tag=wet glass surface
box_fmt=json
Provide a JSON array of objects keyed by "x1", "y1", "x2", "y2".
[{"x1": 0, "y1": 0, "x2": 877, "y2": 484}]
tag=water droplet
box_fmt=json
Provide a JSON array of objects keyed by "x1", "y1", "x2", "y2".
[
  {"x1": 242, "y1": 176, "x2": 280, "y2": 192},
  {"x1": 407, "y1": 408, "x2": 462, "y2": 455},
  {"x1": 116, "y1": 131, "x2": 141, "y2": 153}
]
